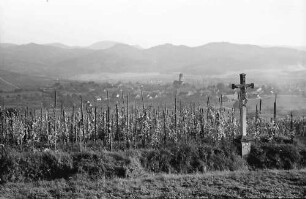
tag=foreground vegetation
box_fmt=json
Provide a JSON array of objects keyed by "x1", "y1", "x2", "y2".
[
  {"x1": 1, "y1": 137, "x2": 305, "y2": 182},
  {"x1": 0, "y1": 124, "x2": 305, "y2": 198},
  {"x1": 0, "y1": 169, "x2": 305, "y2": 198}
]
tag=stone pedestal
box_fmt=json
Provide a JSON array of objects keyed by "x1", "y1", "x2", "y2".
[
  {"x1": 241, "y1": 140, "x2": 251, "y2": 157},
  {"x1": 233, "y1": 135, "x2": 252, "y2": 157},
  {"x1": 241, "y1": 136, "x2": 253, "y2": 157}
]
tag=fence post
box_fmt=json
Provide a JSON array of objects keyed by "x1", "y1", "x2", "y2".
[{"x1": 94, "y1": 106, "x2": 97, "y2": 143}]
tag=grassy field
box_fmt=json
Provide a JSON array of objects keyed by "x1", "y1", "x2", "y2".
[
  {"x1": 247, "y1": 95, "x2": 306, "y2": 116},
  {"x1": 0, "y1": 169, "x2": 305, "y2": 198}
]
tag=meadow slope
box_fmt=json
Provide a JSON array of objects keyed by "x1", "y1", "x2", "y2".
[{"x1": 0, "y1": 169, "x2": 305, "y2": 198}]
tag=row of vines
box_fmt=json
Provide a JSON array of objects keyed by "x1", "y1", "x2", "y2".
[{"x1": 0, "y1": 96, "x2": 305, "y2": 151}]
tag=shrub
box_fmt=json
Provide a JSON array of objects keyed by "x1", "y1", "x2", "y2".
[
  {"x1": 71, "y1": 150, "x2": 134, "y2": 179},
  {"x1": 248, "y1": 143, "x2": 301, "y2": 169},
  {"x1": 40, "y1": 151, "x2": 73, "y2": 179},
  {"x1": 299, "y1": 149, "x2": 306, "y2": 167},
  {"x1": 141, "y1": 149, "x2": 173, "y2": 173},
  {"x1": 0, "y1": 150, "x2": 74, "y2": 183},
  {"x1": 0, "y1": 150, "x2": 17, "y2": 183},
  {"x1": 72, "y1": 151, "x2": 106, "y2": 178},
  {"x1": 140, "y1": 141, "x2": 246, "y2": 174}
]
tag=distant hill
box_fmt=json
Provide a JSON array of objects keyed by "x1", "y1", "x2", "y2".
[
  {"x1": 0, "y1": 43, "x2": 17, "y2": 48},
  {"x1": 44, "y1": 43, "x2": 74, "y2": 49},
  {"x1": 0, "y1": 43, "x2": 93, "y2": 76},
  {"x1": 0, "y1": 69, "x2": 55, "y2": 91},
  {"x1": 87, "y1": 41, "x2": 121, "y2": 50},
  {"x1": 0, "y1": 42, "x2": 305, "y2": 79}
]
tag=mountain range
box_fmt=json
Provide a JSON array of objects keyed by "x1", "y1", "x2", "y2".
[{"x1": 0, "y1": 41, "x2": 305, "y2": 81}]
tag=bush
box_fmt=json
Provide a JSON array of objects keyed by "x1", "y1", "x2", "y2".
[
  {"x1": 299, "y1": 149, "x2": 306, "y2": 167},
  {"x1": 248, "y1": 143, "x2": 301, "y2": 169},
  {"x1": 0, "y1": 150, "x2": 74, "y2": 183},
  {"x1": 0, "y1": 150, "x2": 17, "y2": 183},
  {"x1": 72, "y1": 151, "x2": 104, "y2": 176},
  {"x1": 140, "y1": 141, "x2": 247, "y2": 174},
  {"x1": 40, "y1": 151, "x2": 73, "y2": 179},
  {"x1": 72, "y1": 150, "x2": 134, "y2": 179},
  {"x1": 2, "y1": 141, "x2": 303, "y2": 183},
  {"x1": 141, "y1": 149, "x2": 174, "y2": 173}
]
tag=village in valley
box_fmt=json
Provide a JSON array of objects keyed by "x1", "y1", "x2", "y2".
[{"x1": 1, "y1": 73, "x2": 306, "y2": 117}]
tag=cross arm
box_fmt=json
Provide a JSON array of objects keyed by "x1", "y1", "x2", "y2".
[
  {"x1": 246, "y1": 83, "x2": 254, "y2": 89},
  {"x1": 231, "y1": 84, "x2": 239, "y2": 89},
  {"x1": 231, "y1": 83, "x2": 254, "y2": 90}
]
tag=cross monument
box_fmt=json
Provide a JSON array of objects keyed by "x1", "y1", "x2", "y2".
[{"x1": 232, "y1": 73, "x2": 254, "y2": 156}]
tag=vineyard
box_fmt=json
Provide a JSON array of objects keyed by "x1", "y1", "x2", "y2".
[
  {"x1": 1, "y1": 93, "x2": 305, "y2": 152},
  {"x1": 1, "y1": 92, "x2": 306, "y2": 198}
]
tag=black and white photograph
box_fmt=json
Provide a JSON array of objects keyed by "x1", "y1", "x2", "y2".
[{"x1": 0, "y1": 0, "x2": 305, "y2": 198}]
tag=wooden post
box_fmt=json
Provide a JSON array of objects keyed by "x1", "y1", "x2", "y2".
[
  {"x1": 1, "y1": 106, "x2": 3, "y2": 143},
  {"x1": 274, "y1": 94, "x2": 277, "y2": 122},
  {"x1": 174, "y1": 96, "x2": 177, "y2": 135},
  {"x1": 62, "y1": 105, "x2": 66, "y2": 143},
  {"x1": 40, "y1": 105, "x2": 43, "y2": 135},
  {"x1": 116, "y1": 103, "x2": 119, "y2": 142},
  {"x1": 206, "y1": 96, "x2": 210, "y2": 121},
  {"x1": 126, "y1": 94, "x2": 129, "y2": 133},
  {"x1": 71, "y1": 105, "x2": 75, "y2": 143},
  {"x1": 107, "y1": 106, "x2": 110, "y2": 148},
  {"x1": 60, "y1": 101, "x2": 63, "y2": 120},
  {"x1": 290, "y1": 112, "x2": 293, "y2": 132},
  {"x1": 303, "y1": 116, "x2": 305, "y2": 136},
  {"x1": 106, "y1": 90, "x2": 110, "y2": 148},
  {"x1": 94, "y1": 106, "x2": 97, "y2": 142},
  {"x1": 110, "y1": 114, "x2": 113, "y2": 151},
  {"x1": 106, "y1": 90, "x2": 109, "y2": 105},
  {"x1": 53, "y1": 90, "x2": 57, "y2": 149},
  {"x1": 47, "y1": 108, "x2": 50, "y2": 145},
  {"x1": 163, "y1": 109, "x2": 166, "y2": 147},
  {"x1": 134, "y1": 105, "x2": 137, "y2": 149},
  {"x1": 121, "y1": 90, "x2": 124, "y2": 104},
  {"x1": 126, "y1": 94, "x2": 130, "y2": 149},
  {"x1": 179, "y1": 100, "x2": 182, "y2": 115},
  {"x1": 102, "y1": 111, "x2": 105, "y2": 146},
  {"x1": 231, "y1": 73, "x2": 254, "y2": 157},
  {"x1": 141, "y1": 90, "x2": 145, "y2": 112},
  {"x1": 80, "y1": 96, "x2": 84, "y2": 143}
]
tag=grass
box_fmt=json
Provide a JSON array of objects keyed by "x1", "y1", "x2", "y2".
[
  {"x1": 0, "y1": 169, "x2": 305, "y2": 198},
  {"x1": 223, "y1": 94, "x2": 306, "y2": 117},
  {"x1": 247, "y1": 94, "x2": 306, "y2": 116}
]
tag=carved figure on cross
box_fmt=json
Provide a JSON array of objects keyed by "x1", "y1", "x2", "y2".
[{"x1": 232, "y1": 73, "x2": 254, "y2": 106}]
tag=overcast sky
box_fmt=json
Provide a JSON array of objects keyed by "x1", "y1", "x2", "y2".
[{"x1": 0, "y1": 0, "x2": 305, "y2": 48}]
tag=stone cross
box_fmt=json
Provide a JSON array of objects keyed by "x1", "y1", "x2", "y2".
[{"x1": 232, "y1": 73, "x2": 254, "y2": 156}]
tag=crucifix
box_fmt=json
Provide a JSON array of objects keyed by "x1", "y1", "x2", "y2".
[{"x1": 232, "y1": 73, "x2": 254, "y2": 156}]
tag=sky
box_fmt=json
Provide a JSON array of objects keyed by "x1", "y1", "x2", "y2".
[{"x1": 0, "y1": 0, "x2": 305, "y2": 48}]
